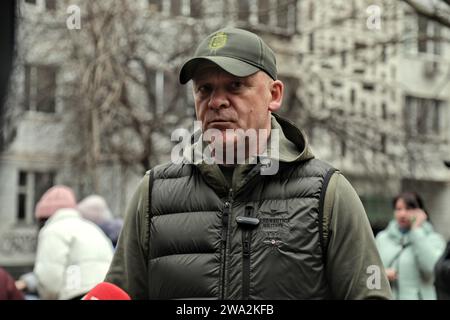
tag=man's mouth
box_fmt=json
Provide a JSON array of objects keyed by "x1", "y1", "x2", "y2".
[{"x1": 207, "y1": 120, "x2": 234, "y2": 129}]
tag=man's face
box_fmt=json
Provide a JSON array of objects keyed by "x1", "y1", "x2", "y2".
[{"x1": 192, "y1": 64, "x2": 282, "y2": 154}]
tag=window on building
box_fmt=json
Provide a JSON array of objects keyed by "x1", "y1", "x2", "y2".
[
  {"x1": 434, "y1": 24, "x2": 441, "y2": 55},
  {"x1": 402, "y1": 12, "x2": 416, "y2": 54},
  {"x1": 309, "y1": 33, "x2": 314, "y2": 52},
  {"x1": 381, "y1": 102, "x2": 387, "y2": 120},
  {"x1": 148, "y1": 0, "x2": 162, "y2": 12},
  {"x1": 418, "y1": 16, "x2": 428, "y2": 53},
  {"x1": 238, "y1": 1, "x2": 250, "y2": 22},
  {"x1": 381, "y1": 44, "x2": 386, "y2": 62},
  {"x1": 350, "y1": 0, "x2": 357, "y2": 19},
  {"x1": 404, "y1": 95, "x2": 445, "y2": 136},
  {"x1": 341, "y1": 51, "x2": 347, "y2": 67},
  {"x1": 277, "y1": 0, "x2": 296, "y2": 31},
  {"x1": 17, "y1": 171, "x2": 56, "y2": 223},
  {"x1": 276, "y1": 0, "x2": 289, "y2": 29},
  {"x1": 170, "y1": 0, "x2": 182, "y2": 16},
  {"x1": 361, "y1": 101, "x2": 366, "y2": 117},
  {"x1": 190, "y1": 0, "x2": 203, "y2": 18},
  {"x1": 363, "y1": 82, "x2": 375, "y2": 91},
  {"x1": 45, "y1": 0, "x2": 56, "y2": 10},
  {"x1": 17, "y1": 171, "x2": 27, "y2": 221},
  {"x1": 149, "y1": 0, "x2": 201, "y2": 17},
  {"x1": 340, "y1": 139, "x2": 347, "y2": 157},
  {"x1": 236, "y1": 0, "x2": 295, "y2": 33},
  {"x1": 354, "y1": 42, "x2": 367, "y2": 61},
  {"x1": 258, "y1": 0, "x2": 270, "y2": 25},
  {"x1": 417, "y1": 16, "x2": 442, "y2": 55},
  {"x1": 380, "y1": 133, "x2": 387, "y2": 153},
  {"x1": 24, "y1": 64, "x2": 57, "y2": 113},
  {"x1": 308, "y1": 2, "x2": 315, "y2": 21},
  {"x1": 331, "y1": 80, "x2": 342, "y2": 87},
  {"x1": 350, "y1": 88, "x2": 356, "y2": 105},
  {"x1": 25, "y1": 0, "x2": 36, "y2": 4}
]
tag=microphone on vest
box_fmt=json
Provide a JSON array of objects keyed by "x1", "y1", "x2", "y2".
[
  {"x1": 236, "y1": 205, "x2": 259, "y2": 229},
  {"x1": 236, "y1": 216, "x2": 260, "y2": 228},
  {"x1": 81, "y1": 282, "x2": 131, "y2": 300}
]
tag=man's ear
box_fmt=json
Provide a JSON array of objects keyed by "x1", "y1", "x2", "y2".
[{"x1": 268, "y1": 80, "x2": 283, "y2": 112}]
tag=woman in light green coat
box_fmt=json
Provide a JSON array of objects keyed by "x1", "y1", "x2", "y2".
[{"x1": 376, "y1": 192, "x2": 445, "y2": 300}]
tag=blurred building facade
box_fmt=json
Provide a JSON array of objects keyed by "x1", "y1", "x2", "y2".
[
  {"x1": 290, "y1": 0, "x2": 450, "y2": 235},
  {"x1": 0, "y1": 0, "x2": 449, "y2": 270}
]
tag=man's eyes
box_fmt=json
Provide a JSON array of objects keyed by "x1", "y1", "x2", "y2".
[
  {"x1": 195, "y1": 81, "x2": 245, "y2": 95},
  {"x1": 229, "y1": 81, "x2": 243, "y2": 90},
  {"x1": 196, "y1": 85, "x2": 211, "y2": 94}
]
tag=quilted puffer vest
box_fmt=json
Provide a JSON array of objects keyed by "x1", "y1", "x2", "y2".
[{"x1": 147, "y1": 158, "x2": 335, "y2": 299}]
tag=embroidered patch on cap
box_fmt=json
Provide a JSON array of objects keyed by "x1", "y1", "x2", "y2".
[{"x1": 208, "y1": 32, "x2": 227, "y2": 52}]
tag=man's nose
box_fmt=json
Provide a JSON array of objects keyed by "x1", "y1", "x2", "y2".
[{"x1": 208, "y1": 88, "x2": 229, "y2": 110}]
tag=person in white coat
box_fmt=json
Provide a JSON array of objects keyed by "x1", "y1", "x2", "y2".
[
  {"x1": 32, "y1": 185, "x2": 114, "y2": 300},
  {"x1": 77, "y1": 195, "x2": 123, "y2": 248},
  {"x1": 376, "y1": 192, "x2": 445, "y2": 299}
]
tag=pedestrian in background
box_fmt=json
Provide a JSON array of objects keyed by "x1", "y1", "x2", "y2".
[
  {"x1": 376, "y1": 192, "x2": 445, "y2": 299},
  {"x1": 434, "y1": 240, "x2": 450, "y2": 299},
  {"x1": 77, "y1": 195, "x2": 123, "y2": 247},
  {"x1": 0, "y1": 267, "x2": 24, "y2": 300},
  {"x1": 20, "y1": 185, "x2": 114, "y2": 300}
]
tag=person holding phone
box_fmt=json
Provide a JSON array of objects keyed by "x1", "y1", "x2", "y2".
[{"x1": 376, "y1": 192, "x2": 445, "y2": 299}]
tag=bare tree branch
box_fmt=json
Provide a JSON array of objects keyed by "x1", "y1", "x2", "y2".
[{"x1": 401, "y1": 0, "x2": 450, "y2": 28}]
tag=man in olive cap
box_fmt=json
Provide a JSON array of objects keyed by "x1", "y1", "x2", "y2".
[{"x1": 106, "y1": 27, "x2": 392, "y2": 300}]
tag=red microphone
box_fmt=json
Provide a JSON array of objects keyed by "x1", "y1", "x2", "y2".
[{"x1": 82, "y1": 282, "x2": 131, "y2": 300}]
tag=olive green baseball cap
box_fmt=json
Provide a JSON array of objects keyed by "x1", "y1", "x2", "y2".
[{"x1": 179, "y1": 27, "x2": 277, "y2": 84}]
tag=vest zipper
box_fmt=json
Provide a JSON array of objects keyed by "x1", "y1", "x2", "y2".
[
  {"x1": 242, "y1": 205, "x2": 253, "y2": 300},
  {"x1": 220, "y1": 188, "x2": 233, "y2": 299}
]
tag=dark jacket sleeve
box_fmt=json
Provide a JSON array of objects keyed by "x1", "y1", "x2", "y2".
[
  {"x1": 325, "y1": 173, "x2": 392, "y2": 299},
  {"x1": 0, "y1": 268, "x2": 25, "y2": 300},
  {"x1": 435, "y1": 241, "x2": 450, "y2": 298},
  {"x1": 105, "y1": 173, "x2": 150, "y2": 299}
]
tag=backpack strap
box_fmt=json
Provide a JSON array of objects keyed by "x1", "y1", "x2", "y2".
[
  {"x1": 387, "y1": 243, "x2": 410, "y2": 268},
  {"x1": 145, "y1": 169, "x2": 155, "y2": 258},
  {"x1": 318, "y1": 168, "x2": 337, "y2": 265}
]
